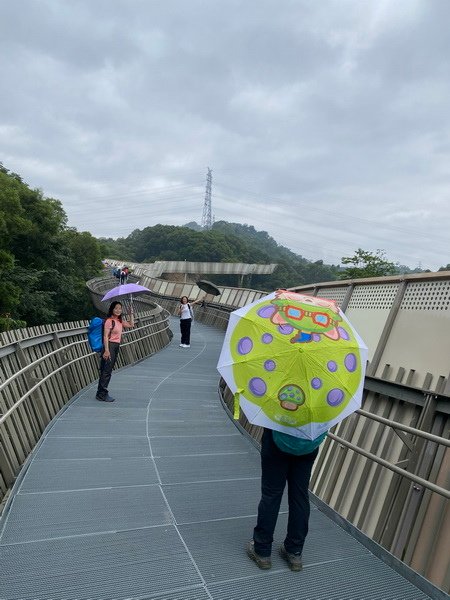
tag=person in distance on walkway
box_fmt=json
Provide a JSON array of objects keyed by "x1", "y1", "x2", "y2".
[
  {"x1": 119, "y1": 266, "x2": 128, "y2": 285},
  {"x1": 247, "y1": 428, "x2": 326, "y2": 571},
  {"x1": 177, "y1": 295, "x2": 204, "y2": 348},
  {"x1": 96, "y1": 301, "x2": 134, "y2": 402}
]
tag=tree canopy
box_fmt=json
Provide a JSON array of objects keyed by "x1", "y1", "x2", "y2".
[
  {"x1": 102, "y1": 220, "x2": 341, "y2": 290},
  {"x1": 339, "y1": 248, "x2": 398, "y2": 280},
  {"x1": 0, "y1": 163, "x2": 103, "y2": 331}
]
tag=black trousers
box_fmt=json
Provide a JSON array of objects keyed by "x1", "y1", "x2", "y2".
[
  {"x1": 180, "y1": 318, "x2": 192, "y2": 345},
  {"x1": 96, "y1": 342, "x2": 120, "y2": 399},
  {"x1": 253, "y1": 428, "x2": 319, "y2": 557}
]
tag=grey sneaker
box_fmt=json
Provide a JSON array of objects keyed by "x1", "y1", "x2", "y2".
[
  {"x1": 246, "y1": 541, "x2": 271, "y2": 570},
  {"x1": 279, "y1": 543, "x2": 302, "y2": 571}
]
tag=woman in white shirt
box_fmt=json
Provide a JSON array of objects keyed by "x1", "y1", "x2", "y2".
[{"x1": 177, "y1": 295, "x2": 203, "y2": 347}]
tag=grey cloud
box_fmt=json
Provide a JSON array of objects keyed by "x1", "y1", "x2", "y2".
[{"x1": 1, "y1": 0, "x2": 449, "y2": 271}]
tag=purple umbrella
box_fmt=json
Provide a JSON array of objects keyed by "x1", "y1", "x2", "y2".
[
  {"x1": 101, "y1": 283, "x2": 152, "y2": 317},
  {"x1": 101, "y1": 283, "x2": 151, "y2": 302}
]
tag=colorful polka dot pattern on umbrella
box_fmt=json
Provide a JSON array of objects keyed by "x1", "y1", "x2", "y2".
[{"x1": 229, "y1": 295, "x2": 364, "y2": 429}]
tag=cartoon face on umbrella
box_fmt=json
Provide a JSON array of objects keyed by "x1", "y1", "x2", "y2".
[
  {"x1": 217, "y1": 290, "x2": 368, "y2": 440},
  {"x1": 269, "y1": 292, "x2": 343, "y2": 342}
]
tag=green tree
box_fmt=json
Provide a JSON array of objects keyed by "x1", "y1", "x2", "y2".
[
  {"x1": 340, "y1": 249, "x2": 397, "y2": 280},
  {"x1": 0, "y1": 250, "x2": 21, "y2": 315},
  {"x1": 9, "y1": 267, "x2": 58, "y2": 325},
  {"x1": 102, "y1": 220, "x2": 342, "y2": 290},
  {"x1": 0, "y1": 163, "x2": 103, "y2": 330}
]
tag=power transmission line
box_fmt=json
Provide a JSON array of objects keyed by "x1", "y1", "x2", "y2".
[{"x1": 57, "y1": 174, "x2": 445, "y2": 269}]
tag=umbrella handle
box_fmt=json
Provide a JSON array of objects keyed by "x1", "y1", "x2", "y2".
[
  {"x1": 233, "y1": 391, "x2": 242, "y2": 420},
  {"x1": 129, "y1": 293, "x2": 135, "y2": 324}
]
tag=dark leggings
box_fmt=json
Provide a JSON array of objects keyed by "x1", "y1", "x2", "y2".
[
  {"x1": 96, "y1": 342, "x2": 120, "y2": 399},
  {"x1": 180, "y1": 318, "x2": 192, "y2": 345},
  {"x1": 253, "y1": 429, "x2": 318, "y2": 557}
]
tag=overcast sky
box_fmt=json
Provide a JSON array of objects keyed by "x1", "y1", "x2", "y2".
[{"x1": 1, "y1": 0, "x2": 450, "y2": 270}]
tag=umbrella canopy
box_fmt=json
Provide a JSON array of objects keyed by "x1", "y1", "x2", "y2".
[
  {"x1": 101, "y1": 283, "x2": 151, "y2": 302},
  {"x1": 196, "y1": 279, "x2": 221, "y2": 296},
  {"x1": 217, "y1": 290, "x2": 368, "y2": 440}
]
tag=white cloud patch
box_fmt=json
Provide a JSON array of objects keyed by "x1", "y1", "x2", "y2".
[{"x1": 1, "y1": 0, "x2": 450, "y2": 270}]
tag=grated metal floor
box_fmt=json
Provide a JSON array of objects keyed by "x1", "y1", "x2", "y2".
[{"x1": 0, "y1": 318, "x2": 437, "y2": 599}]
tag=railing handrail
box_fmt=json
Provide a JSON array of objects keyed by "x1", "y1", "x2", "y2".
[
  {"x1": 0, "y1": 320, "x2": 171, "y2": 426},
  {"x1": 0, "y1": 325, "x2": 88, "y2": 357},
  {"x1": 0, "y1": 314, "x2": 169, "y2": 394},
  {"x1": 0, "y1": 306, "x2": 164, "y2": 355},
  {"x1": 327, "y1": 432, "x2": 450, "y2": 499},
  {"x1": 218, "y1": 381, "x2": 450, "y2": 501},
  {"x1": 355, "y1": 408, "x2": 450, "y2": 447},
  {"x1": 120, "y1": 322, "x2": 171, "y2": 347}
]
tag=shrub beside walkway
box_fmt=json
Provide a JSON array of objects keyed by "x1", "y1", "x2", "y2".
[{"x1": 0, "y1": 319, "x2": 434, "y2": 599}]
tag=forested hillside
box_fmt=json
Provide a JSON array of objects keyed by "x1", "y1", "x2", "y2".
[
  {"x1": 0, "y1": 162, "x2": 339, "y2": 331},
  {"x1": 100, "y1": 221, "x2": 340, "y2": 290},
  {"x1": 0, "y1": 164, "x2": 103, "y2": 330}
]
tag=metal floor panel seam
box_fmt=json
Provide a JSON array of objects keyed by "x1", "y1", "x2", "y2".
[
  {"x1": 0, "y1": 319, "x2": 438, "y2": 600},
  {"x1": 0, "y1": 522, "x2": 177, "y2": 547}
]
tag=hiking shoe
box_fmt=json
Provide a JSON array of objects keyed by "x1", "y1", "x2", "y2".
[
  {"x1": 96, "y1": 395, "x2": 115, "y2": 402},
  {"x1": 246, "y1": 541, "x2": 271, "y2": 570},
  {"x1": 279, "y1": 543, "x2": 302, "y2": 571}
]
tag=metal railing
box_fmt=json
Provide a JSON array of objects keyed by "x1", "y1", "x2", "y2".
[
  {"x1": 218, "y1": 374, "x2": 449, "y2": 593},
  {"x1": 2, "y1": 275, "x2": 448, "y2": 591},
  {"x1": 219, "y1": 380, "x2": 450, "y2": 495},
  {"x1": 149, "y1": 283, "x2": 449, "y2": 593},
  {"x1": 0, "y1": 307, "x2": 171, "y2": 507}
]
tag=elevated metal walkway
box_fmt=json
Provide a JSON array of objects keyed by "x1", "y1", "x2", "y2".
[
  {"x1": 106, "y1": 259, "x2": 278, "y2": 278},
  {"x1": 0, "y1": 319, "x2": 438, "y2": 599}
]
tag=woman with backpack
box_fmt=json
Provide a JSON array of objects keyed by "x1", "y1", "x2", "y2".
[
  {"x1": 96, "y1": 301, "x2": 134, "y2": 402},
  {"x1": 177, "y1": 295, "x2": 204, "y2": 348}
]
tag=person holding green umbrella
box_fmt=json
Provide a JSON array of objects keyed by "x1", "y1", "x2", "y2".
[
  {"x1": 246, "y1": 427, "x2": 326, "y2": 571},
  {"x1": 217, "y1": 289, "x2": 368, "y2": 570}
]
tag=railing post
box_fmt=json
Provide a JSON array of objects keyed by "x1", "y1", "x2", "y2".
[
  {"x1": 52, "y1": 333, "x2": 78, "y2": 396},
  {"x1": 0, "y1": 440, "x2": 15, "y2": 487},
  {"x1": 15, "y1": 343, "x2": 50, "y2": 430},
  {"x1": 367, "y1": 280, "x2": 407, "y2": 376},
  {"x1": 340, "y1": 283, "x2": 354, "y2": 313},
  {"x1": 389, "y1": 393, "x2": 439, "y2": 558}
]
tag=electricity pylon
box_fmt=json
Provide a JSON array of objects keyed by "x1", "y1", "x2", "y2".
[{"x1": 201, "y1": 167, "x2": 213, "y2": 230}]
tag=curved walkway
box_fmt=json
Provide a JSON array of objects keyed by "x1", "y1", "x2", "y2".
[{"x1": 0, "y1": 319, "x2": 434, "y2": 599}]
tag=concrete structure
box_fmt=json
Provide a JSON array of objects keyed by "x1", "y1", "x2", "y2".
[{"x1": 107, "y1": 258, "x2": 277, "y2": 280}]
